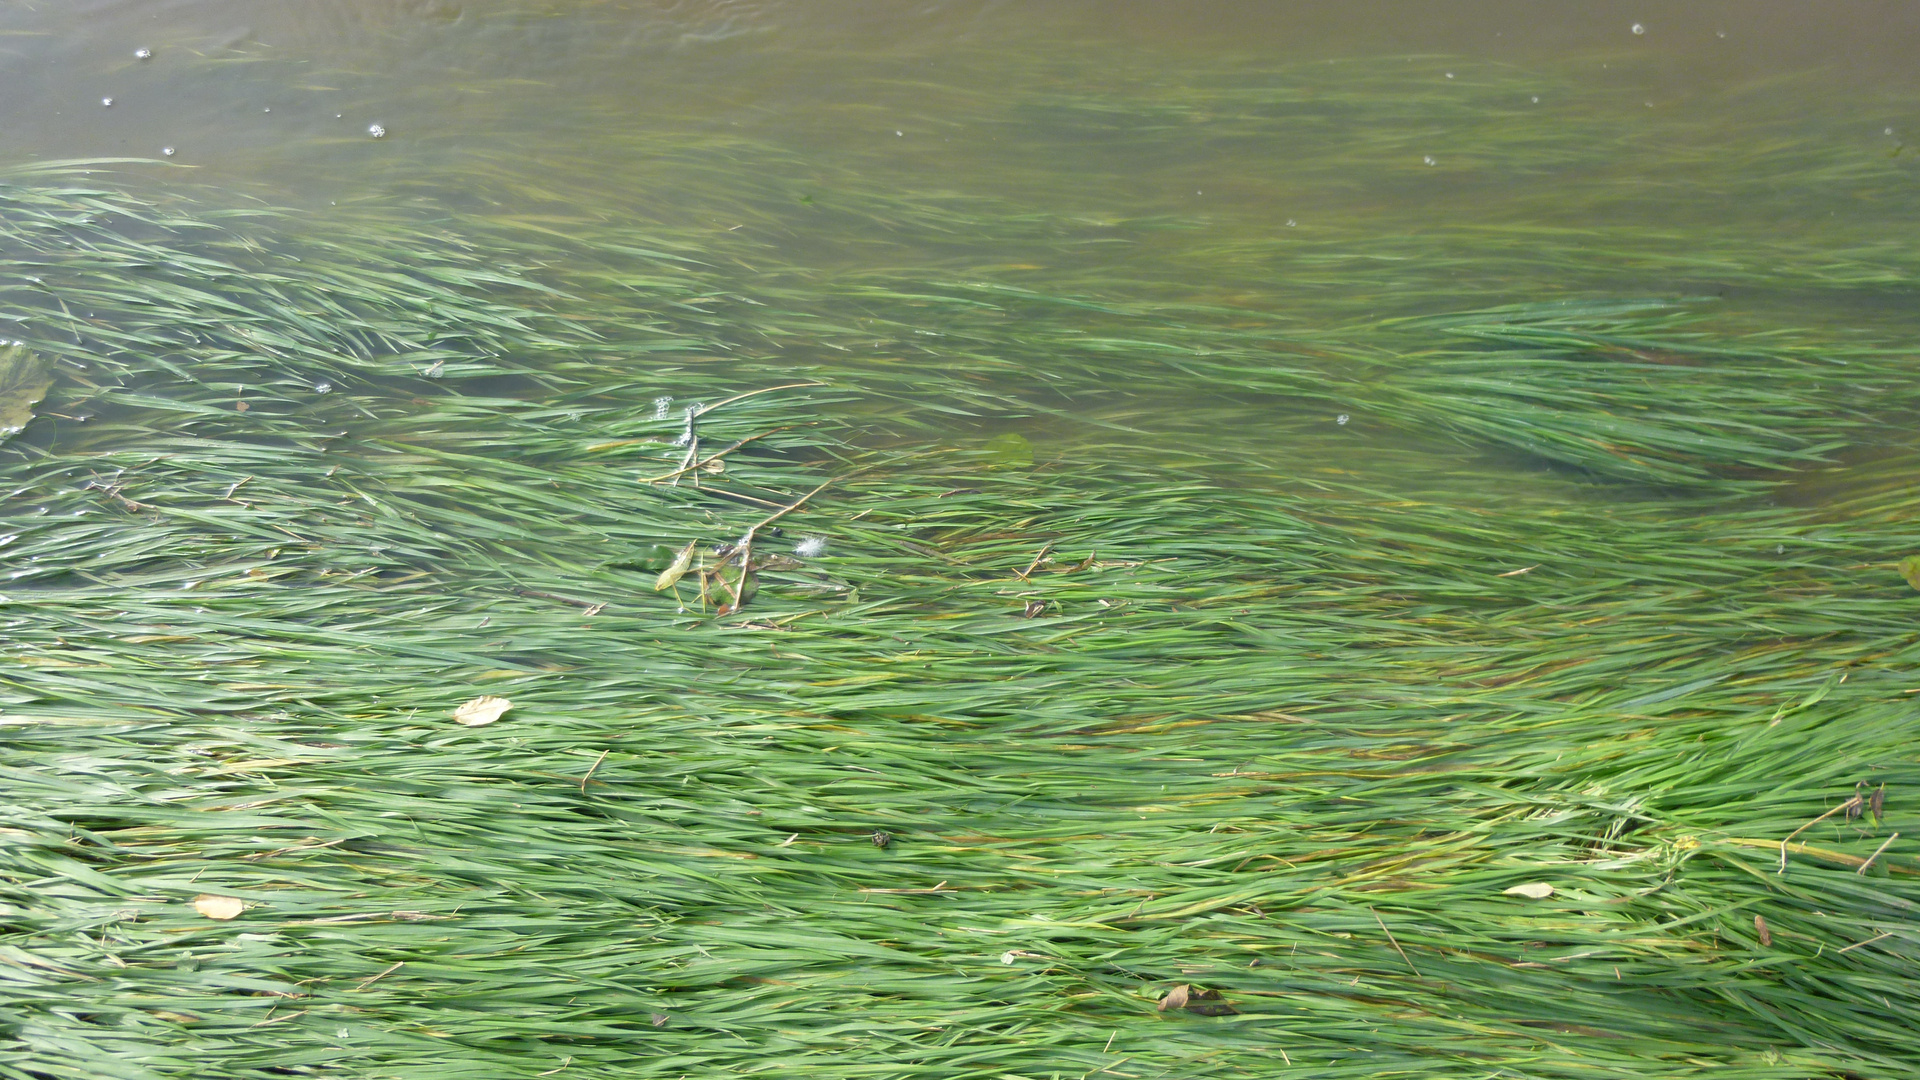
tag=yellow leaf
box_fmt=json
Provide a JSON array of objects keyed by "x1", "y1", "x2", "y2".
[
  {"x1": 1899, "y1": 556, "x2": 1920, "y2": 591},
  {"x1": 453, "y1": 695, "x2": 512, "y2": 726},
  {"x1": 654, "y1": 540, "x2": 698, "y2": 591},
  {"x1": 0, "y1": 344, "x2": 53, "y2": 444},
  {"x1": 193, "y1": 895, "x2": 244, "y2": 920},
  {"x1": 1503, "y1": 882, "x2": 1555, "y2": 899},
  {"x1": 1157, "y1": 984, "x2": 1190, "y2": 1011}
]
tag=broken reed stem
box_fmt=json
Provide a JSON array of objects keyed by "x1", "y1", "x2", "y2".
[
  {"x1": 690, "y1": 382, "x2": 826, "y2": 420},
  {"x1": 1014, "y1": 542, "x2": 1055, "y2": 581},
  {"x1": 1372, "y1": 906, "x2": 1421, "y2": 977},
  {"x1": 1857, "y1": 832, "x2": 1899, "y2": 876},
  {"x1": 1837, "y1": 931, "x2": 1895, "y2": 954},
  {"x1": 1779, "y1": 796, "x2": 1863, "y2": 873},
  {"x1": 719, "y1": 475, "x2": 843, "y2": 614},
  {"x1": 641, "y1": 429, "x2": 784, "y2": 484},
  {"x1": 354, "y1": 962, "x2": 404, "y2": 990},
  {"x1": 581, "y1": 748, "x2": 611, "y2": 793}
]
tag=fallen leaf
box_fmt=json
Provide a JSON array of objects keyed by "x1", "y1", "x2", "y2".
[
  {"x1": 654, "y1": 540, "x2": 697, "y2": 591},
  {"x1": 1899, "y1": 556, "x2": 1920, "y2": 591},
  {"x1": 1503, "y1": 882, "x2": 1555, "y2": 899},
  {"x1": 193, "y1": 895, "x2": 244, "y2": 920},
  {"x1": 1754, "y1": 914, "x2": 1772, "y2": 947},
  {"x1": 1157, "y1": 984, "x2": 1236, "y2": 1015},
  {"x1": 984, "y1": 431, "x2": 1034, "y2": 466},
  {"x1": 0, "y1": 343, "x2": 53, "y2": 445},
  {"x1": 453, "y1": 695, "x2": 512, "y2": 726},
  {"x1": 1183, "y1": 987, "x2": 1239, "y2": 1016}
]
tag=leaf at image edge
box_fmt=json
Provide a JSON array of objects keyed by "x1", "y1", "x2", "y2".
[
  {"x1": 0, "y1": 344, "x2": 53, "y2": 444},
  {"x1": 1898, "y1": 555, "x2": 1920, "y2": 591}
]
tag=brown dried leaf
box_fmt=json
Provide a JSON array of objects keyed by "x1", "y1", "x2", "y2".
[
  {"x1": 453, "y1": 695, "x2": 512, "y2": 727},
  {"x1": 1754, "y1": 914, "x2": 1772, "y2": 947},
  {"x1": 193, "y1": 895, "x2": 244, "y2": 920},
  {"x1": 1184, "y1": 988, "x2": 1239, "y2": 1016},
  {"x1": 1157, "y1": 984, "x2": 1190, "y2": 1011}
]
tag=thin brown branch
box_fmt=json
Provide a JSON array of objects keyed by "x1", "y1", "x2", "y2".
[{"x1": 642, "y1": 429, "x2": 784, "y2": 484}]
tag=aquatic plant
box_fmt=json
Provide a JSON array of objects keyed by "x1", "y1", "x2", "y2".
[{"x1": 0, "y1": 44, "x2": 1917, "y2": 1077}]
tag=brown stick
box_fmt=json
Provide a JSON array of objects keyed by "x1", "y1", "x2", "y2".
[
  {"x1": 1838, "y1": 931, "x2": 1894, "y2": 954},
  {"x1": 1014, "y1": 543, "x2": 1055, "y2": 581},
  {"x1": 1857, "y1": 832, "x2": 1900, "y2": 876},
  {"x1": 1779, "y1": 795, "x2": 1863, "y2": 872},
  {"x1": 514, "y1": 587, "x2": 605, "y2": 610},
  {"x1": 1372, "y1": 907, "x2": 1421, "y2": 977},
  {"x1": 641, "y1": 429, "x2": 783, "y2": 484},
  {"x1": 691, "y1": 382, "x2": 824, "y2": 419},
  {"x1": 721, "y1": 475, "x2": 848, "y2": 614},
  {"x1": 581, "y1": 749, "x2": 610, "y2": 793}
]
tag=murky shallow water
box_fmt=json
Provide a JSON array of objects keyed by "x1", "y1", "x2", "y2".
[
  {"x1": 4, "y1": 0, "x2": 1919, "y2": 494},
  {"x1": 7, "y1": 9, "x2": 1920, "y2": 1076}
]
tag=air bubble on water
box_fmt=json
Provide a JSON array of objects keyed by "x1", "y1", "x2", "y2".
[
  {"x1": 134, "y1": 47, "x2": 152, "y2": 60},
  {"x1": 1285, "y1": 219, "x2": 1296, "y2": 227},
  {"x1": 368, "y1": 123, "x2": 386, "y2": 138},
  {"x1": 1631, "y1": 23, "x2": 1645, "y2": 35},
  {"x1": 652, "y1": 396, "x2": 672, "y2": 420},
  {"x1": 1531, "y1": 95, "x2": 1540, "y2": 103},
  {"x1": 101, "y1": 97, "x2": 113, "y2": 107},
  {"x1": 1716, "y1": 30, "x2": 1727, "y2": 38},
  {"x1": 1445, "y1": 72, "x2": 1454, "y2": 79},
  {"x1": 1777, "y1": 544, "x2": 1784, "y2": 554},
  {"x1": 262, "y1": 107, "x2": 270, "y2": 113},
  {"x1": 313, "y1": 381, "x2": 333, "y2": 394},
  {"x1": 1336, "y1": 414, "x2": 1350, "y2": 426},
  {"x1": 335, "y1": 113, "x2": 344, "y2": 119},
  {"x1": 162, "y1": 147, "x2": 175, "y2": 156},
  {"x1": 895, "y1": 130, "x2": 903, "y2": 137},
  {"x1": 1423, "y1": 155, "x2": 1437, "y2": 166}
]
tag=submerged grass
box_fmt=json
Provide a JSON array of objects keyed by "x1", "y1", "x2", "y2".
[{"x1": 2, "y1": 39, "x2": 1920, "y2": 1080}]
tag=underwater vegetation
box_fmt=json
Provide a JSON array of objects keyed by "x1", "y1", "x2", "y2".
[{"x1": 1, "y1": 39, "x2": 1919, "y2": 1080}]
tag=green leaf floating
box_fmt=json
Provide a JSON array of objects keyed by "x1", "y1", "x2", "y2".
[
  {"x1": 1899, "y1": 555, "x2": 1920, "y2": 592},
  {"x1": 984, "y1": 431, "x2": 1034, "y2": 467},
  {"x1": 0, "y1": 343, "x2": 52, "y2": 445}
]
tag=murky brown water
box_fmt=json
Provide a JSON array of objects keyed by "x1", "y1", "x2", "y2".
[
  {"x1": 8, "y1": 1, "x2": 1918, "y2": 204},
  {"x1": 5, "y1": 1, "x2": 1918, "y2": 492}
]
